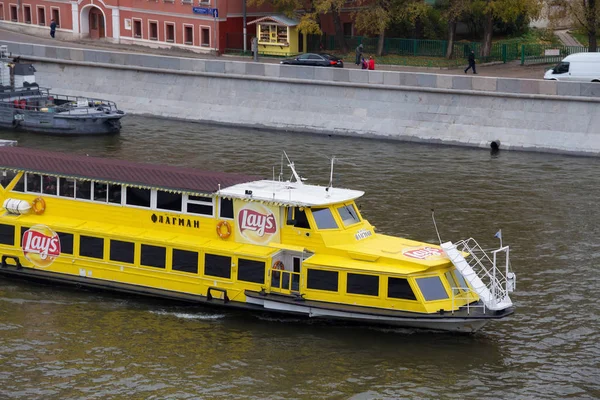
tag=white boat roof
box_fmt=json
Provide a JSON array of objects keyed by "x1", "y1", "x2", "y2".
[{"x1": 219, "y1": 179, "x2": 364, "y2": 207}]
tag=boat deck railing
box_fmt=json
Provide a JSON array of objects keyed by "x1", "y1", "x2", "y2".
[
  {"x1": 450, "y1": 287, "x2": 485, "y2": 315},
  {"x1": 270, "y1": 269, "x2": 301, "y2": 294},
  {"x1": 0, "y1": 87, "x2": 121, "y2": 115}
]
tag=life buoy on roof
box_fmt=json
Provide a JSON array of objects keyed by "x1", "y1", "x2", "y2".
[
  {"x1": 272, "y1": 260, "x2": 284, "y2": 271},
  {"x1": 31, "y1": 197, "x2": 46, "y2": 215},
  {"x1": 216, "y1": 220, "x2": 231, "y2": 239}
]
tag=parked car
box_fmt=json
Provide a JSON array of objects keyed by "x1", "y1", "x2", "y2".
[
  {"x1": 544, "y1": 52, "x2": 600, "y2": 82},
  {"x1": 280, "y1": 53, "x2": 344, "y2": 68}
]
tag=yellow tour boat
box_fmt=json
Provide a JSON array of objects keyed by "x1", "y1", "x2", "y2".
[{"x1": 0, "y1": 147, "x2": 516, "y2": 332}]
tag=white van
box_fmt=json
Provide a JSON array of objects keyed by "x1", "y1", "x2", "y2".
[{"x1": 544, "y1": 52, "x2": 600, "y2": 82}]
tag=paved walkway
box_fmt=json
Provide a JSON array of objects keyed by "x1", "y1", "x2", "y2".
[
  {"x1": 1, "y1": 27, "x2": 551, "y2": 80},
  {"x1": 555, "y1": 30, "x2": 583, "y2": 47}
]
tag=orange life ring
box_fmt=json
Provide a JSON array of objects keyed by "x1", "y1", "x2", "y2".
[
  {"x1": 216, "y1": 220, "x2": 231, "y2": 239},
  {"x1": 272, "y1": 260, "x2": 284, "y2": 271},
  {"x1": 31, "y1": 197, "x2": 46, "y2": 215}
]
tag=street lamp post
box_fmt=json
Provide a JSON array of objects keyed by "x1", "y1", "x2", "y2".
[{"x1": 243, "y1": 0, "x2": 247, "y2": 53}]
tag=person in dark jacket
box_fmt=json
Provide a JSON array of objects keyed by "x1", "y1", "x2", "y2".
[
  {"x1": 355, "y1": 44, "x2": 363, "y2": 65},
  {"x1": 50, "y1": 19, "x2": 57, "y2": 38},
  {"x1": 464, "y1": 50, "x2": 476, "y2": 74}
]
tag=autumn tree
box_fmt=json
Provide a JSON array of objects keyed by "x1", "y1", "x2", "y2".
[
  {"x1": 438, "y1": 0, "x2": 473, "y2": 58},
  {"x1": 547, "y1": 0, "x2": 599, "y2": 51}
]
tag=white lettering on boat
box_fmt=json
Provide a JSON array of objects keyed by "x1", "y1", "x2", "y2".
[{"x1": 354, "y1": 229, "x2": 372, "y2": 240}]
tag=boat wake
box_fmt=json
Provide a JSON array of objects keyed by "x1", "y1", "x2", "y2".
[{"x1": 150, "y1": 309, "x2": 226, "y2": 320}]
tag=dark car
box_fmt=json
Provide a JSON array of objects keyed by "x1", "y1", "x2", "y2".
[{"x1": 280, "y1": 53, "x2": 344, "y2": 68}]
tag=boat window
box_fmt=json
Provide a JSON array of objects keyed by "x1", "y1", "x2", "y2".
[
  {"x1": 347, "y1": 273, "x2": 379, "y2": 296},
  {"x1": 12, "y1": 174, "x2": 25, "y2": 192},
  {"x1": 237, "y1": 258, "x2": 265, "y2": 284},
  {"x1": 57, "y1": 232, "x2": 74, "y2": 255},
  {"x1": 444, "y1": 271, "x2": 461, "y2": 296},
  {"x1": 186, "y1": 195, "x2": 214, "y2": 216},
  {"x1": 0, "y1": 170, "x2": 17, "y2": 189},
  {"x1": 26, "y1": 173, "x2": 42, "y2": 193},
  {"x1": 126, "y1": 187, "x2": 151, "y2": 207},
  {"x1": 80, "y1": 235, "x2": 104, "y2": 259},
  {"x1": 204, "y1": 254, "x2": 231, "y2": 279},
  {"x1": 289, "y1": 207, "x2": 310, "y2": 229},
  {"x1": 108, "y1": 184, "x2": 122, "y2": 204},
  {"x1": 59, "y1": 178, "x2": 75, "y2": 197},
  {"x1": 416, "y1": 276, "x2": 449, "y2": 301},
  {"x1": 307, "y1": 269, "x2": 339, "y2": 292},
  {"x1": 172, "y1": 249, "x2": 198, "y2": 274},
  {"x1": 337, "y1": 204, "x2": 360, "y2": 227},
  {"x1": 312, "y1": 208, "x2": 338, "y2": 230},
  {"x1": 219, "y1": 198, "x2": 234, "y2": 219},
  {"x1": 42, "y1": 176, "x2": 57, "y2": 195},
  {"x1": 76, "y1": 180, "x2": 92, "y2": 200},
  {"x1": 157, "y1": 191, "x2": 182, "y2": 212},
  {"x1": 0, "y1": 224, "x2": 15, "y2": 245},
  {"x1": 141, "y1": 244, "x2": 166, "y2": 268},
  {"x1": 20, "y1": 227, "x2": 30, "y2": 245},
  {"x1": 387, "y1": 277, "x2": 417, "y2": 300},
  {"x1": 110, "y1": 240, "x2": 135, "y2": 264},
  {"x1": 454, "y1": 270, "x2": 468, "y2": 291},
  {"x1": 93, "y1": 182, "x2": 108, "y2": 202}
]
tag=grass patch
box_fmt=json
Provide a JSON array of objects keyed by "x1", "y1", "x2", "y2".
[{"x1": 569, "y1": 30, "x2": 600, "y2": 47}]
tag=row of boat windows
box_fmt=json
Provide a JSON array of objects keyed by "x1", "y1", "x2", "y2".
[
  {"x1": 287, "y1": 204, "x2": 361, "y2": 231},
  {"x1": 1, "y1": 171, "x2": 234, "y2": 218}
]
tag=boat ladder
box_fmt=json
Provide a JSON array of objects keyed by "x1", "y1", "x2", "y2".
[{"x1": 441, "y1": 239, "x2": 515, "y2": 311}]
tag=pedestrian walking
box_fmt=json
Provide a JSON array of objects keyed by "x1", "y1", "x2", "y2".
[
  {"x1": 355, "y1": 44, "x2": 363, "y2": 65},
  {"x1": 50, "y1": 19, "x2": 57, "y2": 38},
  {"x1": 464, "y1": 50, "x2": 477, "y2": 74},
  {"x1": 368, "y1": 56, "x2": 375, "y2": 70}
]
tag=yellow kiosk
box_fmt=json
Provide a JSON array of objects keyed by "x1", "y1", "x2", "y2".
[{"x1": 248, "y1": 15, "x2": 307, "y2": 57}]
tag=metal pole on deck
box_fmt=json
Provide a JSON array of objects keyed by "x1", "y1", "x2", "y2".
[{"x1": 243, "y1": 0, "x2": 247, "y2": 53}]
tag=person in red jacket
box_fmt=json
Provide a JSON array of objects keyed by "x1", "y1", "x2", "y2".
[{"x1": 368, "y1": 56, "x2": 375, "y2": 70}]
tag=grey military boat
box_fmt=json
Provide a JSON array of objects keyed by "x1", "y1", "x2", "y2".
[{"x1": 0, "y1": 49, "x2": 125, "y2": 135}]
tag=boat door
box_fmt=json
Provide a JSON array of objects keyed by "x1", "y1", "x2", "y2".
[
  {"x1": 269, "y1": 251, "x2": 305, "y2": 294},
  {"x1": 89, "y1": 8, "x2": 105, "y2": 39}
]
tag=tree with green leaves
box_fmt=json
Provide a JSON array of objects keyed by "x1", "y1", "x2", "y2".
[
  {"x1": 547, "y1": 0, "x2": 599, "y2": 51},
  {"x1": 438, "y1": 0, "x2": 473, "y2": 58}
]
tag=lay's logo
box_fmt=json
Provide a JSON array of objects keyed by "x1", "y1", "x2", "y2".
[{"x1": 22, "y1": 225, "x2": 61, "y2": 268}]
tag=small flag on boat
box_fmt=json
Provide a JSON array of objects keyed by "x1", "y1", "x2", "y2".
[{"x1": 494, "y1": 230, "x2": 502, "y2": 239}]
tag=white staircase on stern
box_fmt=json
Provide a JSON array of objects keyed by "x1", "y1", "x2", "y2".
[{"x1": 441, "y1": 239, "x2": 514, "y2": 311}]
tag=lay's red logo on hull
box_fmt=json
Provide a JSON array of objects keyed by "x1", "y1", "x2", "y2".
[{"x1": 22, "y1": 225, "x2": 61, "y2": 268}]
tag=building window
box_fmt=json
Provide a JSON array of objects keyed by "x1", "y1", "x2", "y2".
[
  {"x1": 141, "y1": 244, "x2": 166, "y2": 268},
  {"x1": 42, "y1": 175, "x2": 57, "y2": 195},
  {"x1": 387, "y1": 277, "x2": 417, "y2": 300},
  {"x1": 59, "y1": 177, "x2": 75, "y2": 197},
  {"x1": 417, "y1": 276, "x2": 449, "y2": 301},
  {"x1": 80, "y1": 236, "x2": 104, "y2": 259},
  {"x1": 10, "y1": 5, "x2": 18, "y2": 22},
  {"x1": 184, "y1": 25, "x2": 193, "y2": 45},
  {"x1": 172, "y1": 249, "x2": 198, "y2": 274},
  {"x1": 237, "y1": 258, "x2": 265, "y2": 284},
  {"x1": 57, "y1": 232, "x2": 74, "y2": 255},
  {"x1": 23, "y1": 5, "x2": 31, "y2": 24},
  {"x1": 149, "y1": 21, "x2": 158, "y2": 41},
  {"x1": 0, "y1": 224, "x2": 15, "y2": 245},
  {"x1": 0, "y1": 4, "x2": 5, "y2": 21},
  {"x1": 26, "y1": 173, "x2": 41, "y2": 193},
  {"x1": 307, "y1": 269, "x2": 338, "y2": 292},
  {"x1": 51, "y1": 8, "x2": 60, "y2": 27},
  {"x1": 133, "y1": 19, "x2": 142, "y2": 38},
  {"x1": 258, "y1": 24, "x2": 288, "y2": 45},
  {"x1": 347, "y1": 273, "x2": 379, "y2": 296},
  {"x1": 186, "y1": 195, "x2": 213, "y2": 216},
  {"x1": 157, "y1": 191, "x2": 182, "y2": 212},
  {"x1": 110, "y1": 240, "x2": 135, "y2": 264},
  {"x1": 204, "y1": 253, "x2": 231, "y2": 279},
  {"x1": 201, "y1": 27, "x2": 210, "y2": 47},
  {"x1": 219, "y1": 198, "x2": 233, "y2": 219},
  {"x1": 126, "y1": 187, "x2": 151, "y2": 207},
  {"x1": 37, "y1": 6, "x2": 45, "y2": 26},
  {"x1": 76, "y1": 180, "x2": 92, "y2": 200},
  {"x1": 165, "y1": 23, "x2": 174, "y2": 43}
]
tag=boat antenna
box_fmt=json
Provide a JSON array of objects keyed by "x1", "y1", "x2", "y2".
[
  {"x1": 279, "y1": 152, "x2": 284, "y2": 182},
  {"x1": 328, "y1": 156, "x2": 337, "y2": 189},
  {"x1": 283, "y1": 150, "x2": 304, "y2": 185},
  {"x1": 431, "y1": 209, "x2": 442, "y2": 245}
]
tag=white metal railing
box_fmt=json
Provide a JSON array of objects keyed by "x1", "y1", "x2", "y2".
[{"x1": 450, "y1": 287, "x2": 484, "y2": 315}]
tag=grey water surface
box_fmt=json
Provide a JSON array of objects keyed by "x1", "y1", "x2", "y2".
[{"x1": 0, "y1": 116, "x2": 599, "y2": 399}]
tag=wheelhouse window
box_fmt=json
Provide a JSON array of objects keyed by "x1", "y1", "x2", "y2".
[
  {"x1": 141, "y1": 244, "x2": 166, "y2": 268},
  {"x1": 416, "y1": 276, "x2": 449, "y2": 301},
  {"x1": 287, "y1": 207, "x2": 310, "y2": 229},
  {"x1": 219, "y1": 198, "x2": 234, "y2": 219},
  {"x1": 157, "y1": 191, "x2": 182, "y2": 212},
  {"x1": 126, "y1": 187, "x2": 151, "y2": 207},
  {"x1": 42, "y1": 175, "x2": 57, "y2": 195},
  {"x1": 0, "y1": 224, "x2": 15, "y2": 245},
  {"x1": 444, "y1": 271, "x2": 461, "y2": 296},
  {"x1": 59, "y1": 178, "x2": 75, "y2": 197},
  {"x1": 204, "y1": 254, "x2": 231, "y2": 279},
  {"x1": 110, "y1": 240, "x2": 135, "y2": 264},
  {"x1": 76, "y1": 180, "x2": 92, "y2": 200},
  {"x1": 337, "y1": 204, "x2": 360, "y2": 227},
  {"x1": 312, "y1": 208, "x2": 338, "y2": 230},
  {"x1": 186, "y1": 195, "x2": 213, "y2": 216},
  {"x1": 347, "y1": 273, "x2": 379, "y2": 296},
  {"x1": 0, "y1": 170, "x2": 18, "y2": 189},
  {"x1": 26, "y1": 173, "x2": 41, "y2": 193},
  {"x1": 172, "y1": 249, "x2": 198, "y2": 274},
  {"x1": 237, "y1": 258, "x2": 265, "y2": 284},
  {"x1": 387, "y1": 277, "x2": 417, "y2": 300},
  {"x1": 307, "y1": 269, "x2": 338, "y2": 292},
  {"x1": 80, "y1": 236, "x2": 104, "y2": 259}
]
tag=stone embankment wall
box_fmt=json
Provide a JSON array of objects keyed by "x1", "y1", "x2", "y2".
[{"x1": 2, "y1": 40, "x2": 600, "y2": 156}]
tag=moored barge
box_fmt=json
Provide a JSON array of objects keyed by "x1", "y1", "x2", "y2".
[{"x1": 0, "y1": 147, "x2": 516, "y2": 332}]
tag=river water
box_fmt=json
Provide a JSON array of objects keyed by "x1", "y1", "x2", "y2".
[{"x1": 1, "y1": 117, "x2": 599, "y2": 399}]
